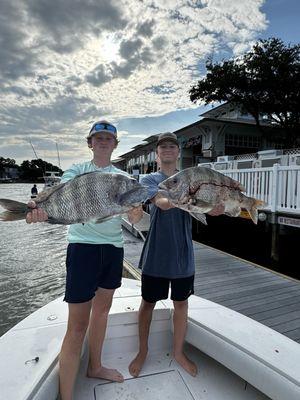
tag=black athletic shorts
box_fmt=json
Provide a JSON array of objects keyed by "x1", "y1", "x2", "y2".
[
  {"x1": 64, "y1": 243, "x2": 124, "y2": 303},
  {"x1": 141, "y1": 274, "x2": 194, "y2": 303}
]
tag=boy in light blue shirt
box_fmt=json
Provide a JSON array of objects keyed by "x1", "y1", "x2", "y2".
[{"x1": 26, "y1": 120, "x2": 143, "y2": 400}]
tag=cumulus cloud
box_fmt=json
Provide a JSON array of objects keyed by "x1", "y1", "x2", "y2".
[{"x1": 0, "y1": 0, "x2": 268, "y2": 166}]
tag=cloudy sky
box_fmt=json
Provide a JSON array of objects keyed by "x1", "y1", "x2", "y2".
[{"x1": 0, "y1": 0, "x2": 299, "y2": 170}]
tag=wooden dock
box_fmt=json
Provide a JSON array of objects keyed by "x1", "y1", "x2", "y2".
[
  {"x1": 122, "y1": 212, "x2": 150, "y2": 241},
  {"x1": 122, "y1": 223, "x2": 300, "y2": 344}
]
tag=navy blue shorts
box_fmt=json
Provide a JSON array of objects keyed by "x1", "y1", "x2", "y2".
[
  {"x1": 64, "y1": 243, "x2": 124, "y2": 303},
  {"x1": 141, "y1": 274, "x2": 194, "y2": 303}
]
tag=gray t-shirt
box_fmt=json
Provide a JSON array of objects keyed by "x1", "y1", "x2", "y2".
[{"x1": 139, "y1": 172, "x2": 195, "y2": 278}]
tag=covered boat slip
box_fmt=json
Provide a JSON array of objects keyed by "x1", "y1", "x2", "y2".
[
  {"x1": 1, "y1": 279, "x2": 300, "y2": 400},
  {"x1": 122, "y1": 227, "x2": 300, "y2": 344}
]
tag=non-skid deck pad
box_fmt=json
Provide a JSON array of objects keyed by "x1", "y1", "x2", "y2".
[{"x1": 95, "y1": 370, "x2": 195, "y2": 400}]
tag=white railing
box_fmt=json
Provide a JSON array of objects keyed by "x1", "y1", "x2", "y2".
[{"x1": 221, "y1": 165, "x2": 300, "y2": 214}]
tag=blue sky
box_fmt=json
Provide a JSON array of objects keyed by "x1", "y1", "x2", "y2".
[{"x1": 0, "y1": 0, "x2": 299, "y2": 170}]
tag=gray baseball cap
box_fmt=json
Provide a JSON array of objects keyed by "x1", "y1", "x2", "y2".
[{"x1": 156, "y1": 132, "x2": 179, "y2": 147}]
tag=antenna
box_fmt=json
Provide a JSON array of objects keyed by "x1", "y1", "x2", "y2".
[
  {"x1": 28, "y1": 138, "x2": 39, "y2": 159},
  {"x1": 55, "y1": 141, "x2": 61, "y2": 168}
]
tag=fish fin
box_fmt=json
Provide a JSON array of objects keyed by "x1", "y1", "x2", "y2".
[
  {"x1": 246, "y1": 199, "x2": 266, "y2": 225},
  {"x1": 225, "y1": 207, "x2": 241, "y2": 217},
  {"x1": 35, "y1": 183, "x2": 65, "y2": 202},
  {"x1": 0, "y1": 199, "x2": 28, "y2": 221},
  {"x1": 189, "y1": 212, "x2": 208, "y2": 225},
  {"x1": 94, "y1": 216, "x2": 113, "y2": 224},
  {"x1": 0, "y1": 198, "x2": 28, "y2": 212},
  {"x1": 0, "y1": 211, "x2": 26, "y2": 221},
  {"x1": 46, "y1": 217, "x2": 69, "y2": 225},
  {"x1": 232, "y1": 179, "x2": 246, "y2": 192},
  {"x1": 188, "y1": 202, "x2": 213, "y2": 214}
]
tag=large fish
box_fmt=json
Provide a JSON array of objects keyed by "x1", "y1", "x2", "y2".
[
  {"x1": 0, "y1": 172, "x2": 147, "y2": 224},
  {"x1": 158, "y1": 166, "x2": 265, "y2": 224}
]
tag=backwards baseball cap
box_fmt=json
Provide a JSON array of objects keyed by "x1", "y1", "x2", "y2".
[
  {"x1": 87, "y1": 120, "x2": 117, "y2": 139},
  {"x1": 156, "y1": 132, "x2": 179, "y2": 147}
]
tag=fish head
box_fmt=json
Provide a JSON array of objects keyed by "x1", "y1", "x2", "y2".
[
  {"x1": 112, "y1": 175, "x2": 148, "y2": 207},
  {"x1": 158, "y1": 170, "x2": 192, "y2": 204}
]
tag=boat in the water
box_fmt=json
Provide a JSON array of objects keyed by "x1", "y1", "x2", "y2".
[
  {"x1": 0, "y1": 278, "x2": 299, "y2": 400},
  {"x1": 43, "y1": 171, "x2": 61, "y2": 189}
]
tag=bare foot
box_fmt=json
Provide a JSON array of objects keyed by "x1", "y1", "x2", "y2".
[
  {"x1": 128, "y1": 351, "x2": 147, "y2": 377},
  {"x1": 87, "y1": 366, "x2": 124, "y2": 382},
  {"x1": 174, "y1": 353, "x2": 198, "y2": 377}
]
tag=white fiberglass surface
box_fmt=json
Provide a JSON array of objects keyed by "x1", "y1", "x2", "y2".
[
  {"x1": 74, "y1": 343, "x2": 271, "y2": 400},
  {"x1": 95, "y1": 371, "x2": 194, "y2": 400}
]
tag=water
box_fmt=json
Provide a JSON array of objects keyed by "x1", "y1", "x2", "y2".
[{"x1": 0, "y1": 184, "x2": 67, "y2": 336}]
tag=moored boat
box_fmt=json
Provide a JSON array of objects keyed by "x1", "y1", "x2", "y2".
[
  {"x1": 43, "y1": 171, "x2": 61, "y2": 190},
  {"x1": 0, "y1": 278, "x2": 299, "y2": 400}
]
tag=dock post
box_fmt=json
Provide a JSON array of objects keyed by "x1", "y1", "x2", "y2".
[{"x1": 270, "y1": 217, "x2": 280, "y2": 263}]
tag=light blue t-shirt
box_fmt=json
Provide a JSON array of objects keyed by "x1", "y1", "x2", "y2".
[
  {"x1": 61, "y1": 161, "x2": 129, "y2": 247},
  {"x1": 138, "y1": 172, "x2": 195, "y2": 278}
]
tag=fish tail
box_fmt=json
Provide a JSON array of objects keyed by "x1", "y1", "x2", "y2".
[
  {"x1": 0, "y1": 199, "x2": 28, "y2": 221},
  {"x1": 246, "y1": 199, "x2": 266, "y2": 224}
]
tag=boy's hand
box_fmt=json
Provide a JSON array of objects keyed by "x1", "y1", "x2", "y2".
[
  {"x1": 153, "y1": 191, "x2": 174, "y2": 210},
  {"x1": 26, "y1": 201, "x2": 49, "y2": 223},
  {"x1": 127, "y1": 205, "x2": 143, "y2": 224}
]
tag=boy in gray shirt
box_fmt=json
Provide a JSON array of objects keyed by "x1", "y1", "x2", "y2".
[{"x1": 129, "y1": 132, "x2": 197, "y2": 377}]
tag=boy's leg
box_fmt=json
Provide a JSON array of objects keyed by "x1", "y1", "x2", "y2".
[
  {"x1": 129, "y1": 299, "x2": 156, "y2": 377},
  {"x1": 173, "y1": 300, "x2": 197, "y2": 376},
  {"x1": 87, "y1": 287, "x2": 124, "y2": 382},
  {"x1": 171, "y1": 275, "x2": 197, "y2": 377},
  {"x1": 59, "y1": 301, "x2": 92, "y2": 400},
  {"x1": 129, "y1": 274, "x2": 169, "y2": 377}
]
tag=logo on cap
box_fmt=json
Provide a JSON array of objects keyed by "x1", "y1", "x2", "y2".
[{"x1": 87, "y1": 120, "x2": 117, "y2": 139}]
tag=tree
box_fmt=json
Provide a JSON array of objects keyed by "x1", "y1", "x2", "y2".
[
  {"x1": 19, "y1": 159, "x2": 63, "y2": 180},
  {"x1": 0, "y1": 157, "x2": 18, "y2": 176},
  {"x1": 190, "y1": 38, "x2": 300, "y2": 147},
  {"x1": 0, "y1": 157, "x2": 17, "y2": 169}
]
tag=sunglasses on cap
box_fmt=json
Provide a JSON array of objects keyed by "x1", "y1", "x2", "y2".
[{"x1": 90, "y1": 123, "x2": 117, "y2": 135}]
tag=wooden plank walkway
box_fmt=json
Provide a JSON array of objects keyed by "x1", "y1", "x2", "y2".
[{"x1": 122, "y1": 228, "x2": 300, "y2": 344}]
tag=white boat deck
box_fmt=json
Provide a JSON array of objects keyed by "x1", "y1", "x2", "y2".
[
  {"x1": 1, "y1": 279, "x2": 300, "y2": 400},
  {"x1": 74, "y1": 344, "x2": 269, "y2": 400}
]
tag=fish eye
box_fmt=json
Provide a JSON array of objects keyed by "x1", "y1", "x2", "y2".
[{"x1": 173, "y1": 178, "x2": 178, "y2": 184}]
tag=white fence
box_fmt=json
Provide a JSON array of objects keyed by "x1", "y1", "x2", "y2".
[{"x1": 220, "y1": 165, "x2": 300, "y2": 214}]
